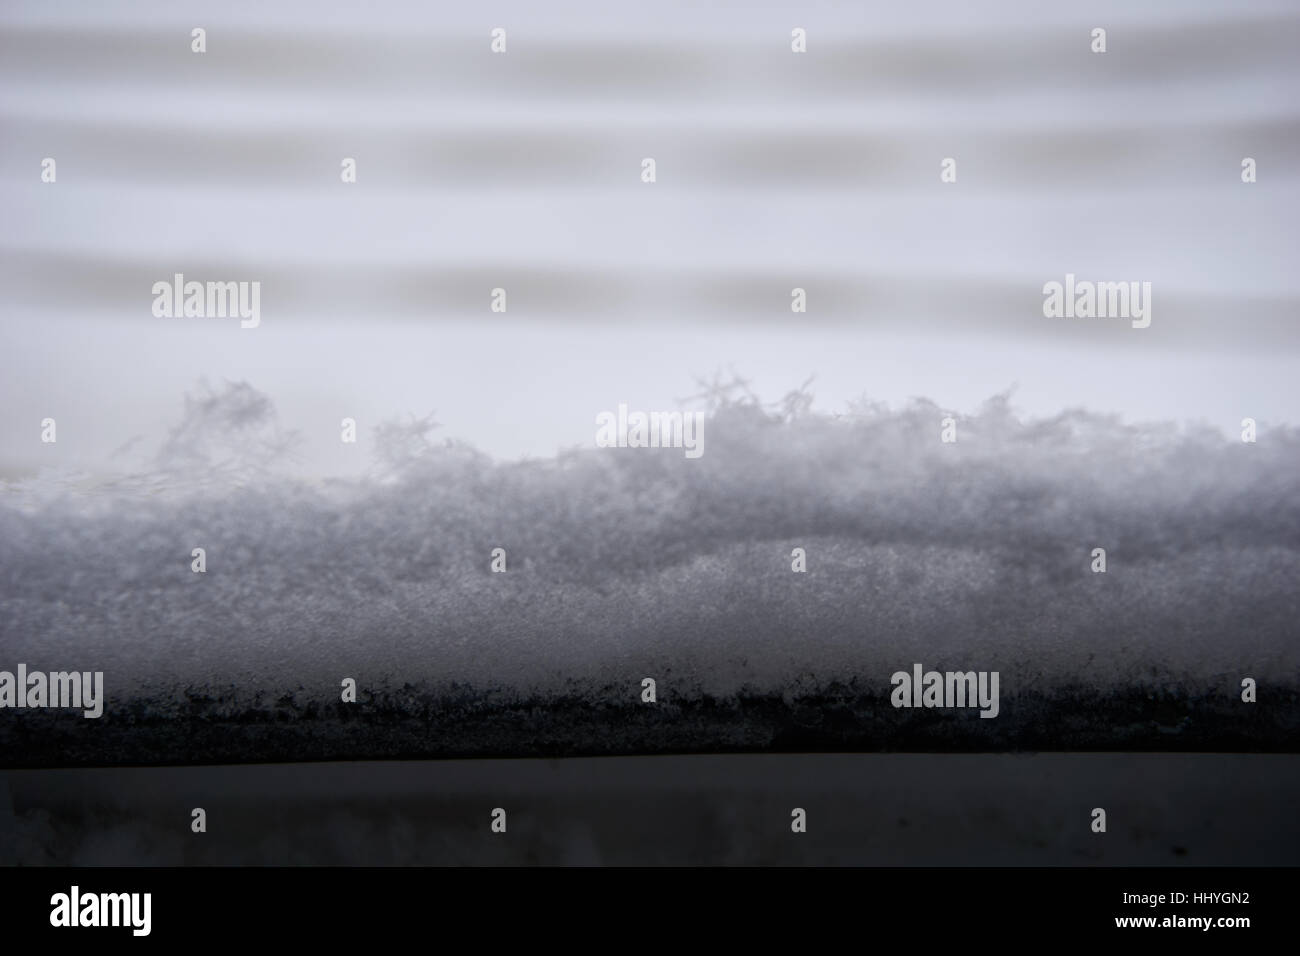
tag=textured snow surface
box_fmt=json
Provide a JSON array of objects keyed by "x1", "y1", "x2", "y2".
[{"x1": 1, "y1": 381, "x2": 1297, "y2": 760}]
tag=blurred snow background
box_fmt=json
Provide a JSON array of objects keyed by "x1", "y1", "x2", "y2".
[{"x1": 1, "y1": 0, "x2": 1298, "y2": 477}]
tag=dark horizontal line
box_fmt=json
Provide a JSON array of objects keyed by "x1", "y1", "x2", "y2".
[
  {"x1": 3, "y1": 686, "x2": 1295, "y2": 768},
  {"x1": 5, "y1": 118, "x2": 1299, "y2": 186},
  {"x1": 2, "y1": 16, "x2": 1297, "y2": 93},
  {"x1": 2, "y1": 249, "x2": 1295, "y2": 348}
]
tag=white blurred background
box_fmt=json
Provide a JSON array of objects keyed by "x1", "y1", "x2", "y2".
[{"x1": 1, "y1": 0, "x2": 1297, "y2": 476}]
